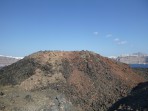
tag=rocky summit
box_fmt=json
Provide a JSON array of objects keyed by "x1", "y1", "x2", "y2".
[{"x1": 0, "y1": 51, "x2": 146, "y2": 111}]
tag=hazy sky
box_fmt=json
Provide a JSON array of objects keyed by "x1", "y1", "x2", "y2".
[{"x1": 0, "y1": 0, "x2": 148, "y2": 57}]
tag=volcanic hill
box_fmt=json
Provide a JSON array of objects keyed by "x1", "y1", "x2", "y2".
[{"x1": 0, "y1": 51, "x2": 145, "y2": 111}]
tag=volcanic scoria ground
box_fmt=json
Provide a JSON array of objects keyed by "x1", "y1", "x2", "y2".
[{"x1": 0, "y1": 51, "x2": 146, "y2": 111}]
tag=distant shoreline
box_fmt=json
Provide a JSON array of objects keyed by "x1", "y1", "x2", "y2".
[{"x1": 130, "y1": 64, "x2": 148, "y2": 68}]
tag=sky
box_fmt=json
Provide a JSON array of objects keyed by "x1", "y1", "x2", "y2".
[{"x1": 0, "y1": 0, "x2": 148, "y2": 57}]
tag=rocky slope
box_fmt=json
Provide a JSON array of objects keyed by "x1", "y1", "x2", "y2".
[
  {"x1": 133, "y1": 68, "x2": 148, "y2": 80},
  {"x1": 109, "y1": 82, "x2": 148, "y2": 111},
  {"x1": 108, "y1": 68, "x2": 148, "y2": 111},
  {"x1": 0, "y1": 51, "x2": 145, "y2": 111}
]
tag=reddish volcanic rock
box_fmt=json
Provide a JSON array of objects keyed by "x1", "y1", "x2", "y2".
[{"x1": 0, "y1": 51, "x2": 145, "y2": 111}]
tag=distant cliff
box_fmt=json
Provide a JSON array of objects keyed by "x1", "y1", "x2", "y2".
[
  {"x1": 110, "y1": 53, "x2": 148, "y2": 64},
  {"x1": 116, "y1": 56, "x2": 148, "y2": 64},
  {"x1": 0, "y1": 55, "x2": 23, "y2": 67}
]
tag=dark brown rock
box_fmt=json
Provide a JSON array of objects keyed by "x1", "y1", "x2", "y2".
[{"x1": 0, "y1": 51, "x2": 145, "y2": 111}]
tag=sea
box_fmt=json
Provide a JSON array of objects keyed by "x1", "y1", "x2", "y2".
[{"x1": 130, "y1": 64, "x2": 148, "y2": 68}]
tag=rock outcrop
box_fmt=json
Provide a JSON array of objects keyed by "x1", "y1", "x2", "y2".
[
  {"x1": 109, "y1": 82, "x2": 148, "y2": 111},
  {"x1": 0, "y1": 51, "x2": 145, "y2": 111}
]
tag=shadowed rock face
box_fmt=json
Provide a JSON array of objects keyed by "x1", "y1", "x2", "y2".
[
  {"x1": 133, "y1": 68, "x2": 148, "y2": 80},
  {"x1": 0, "y1": 51, "x2": 145, "y2": 111},
  {"x1": 109, "y1": 82, "x2": 148, "y2": 111}
]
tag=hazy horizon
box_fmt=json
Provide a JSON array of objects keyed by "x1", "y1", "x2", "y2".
[{"x1": 0, "y1": 0, "x2": 148, "y2": 57}]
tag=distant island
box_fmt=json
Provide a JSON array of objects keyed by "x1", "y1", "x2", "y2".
[
  {"x1": 0, "y1": 55, "x2": 23, "y2": 68},
  {"x1": 110, "y1": 52, "x2": 148, "y2": 64}
]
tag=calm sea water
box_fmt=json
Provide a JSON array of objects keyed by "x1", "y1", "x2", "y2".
[{"x1": 130, "y1": 64, "x2": 148, "y2": 68}]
